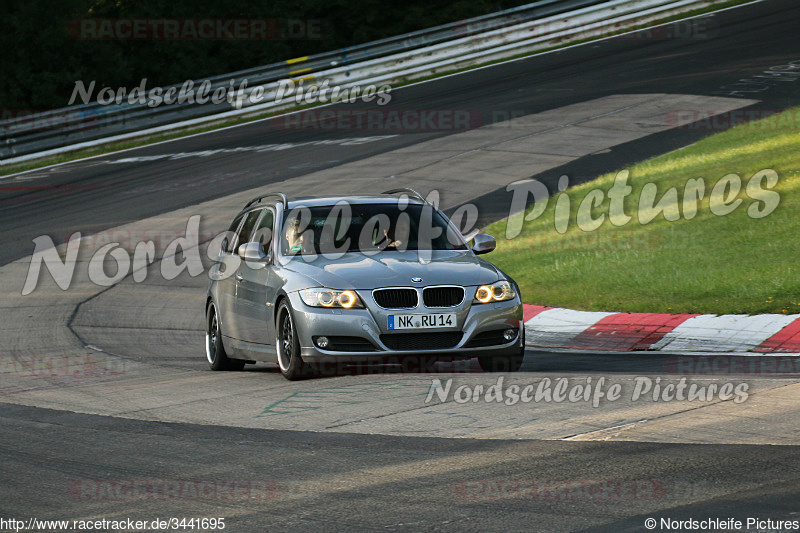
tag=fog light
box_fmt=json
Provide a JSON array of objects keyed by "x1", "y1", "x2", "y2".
[
  {"x1": 316, "y1": 336, "x2": 330, "y2": 349},
  {"x1": 503, "y1": 329, "x2": 517, "y2": 341}
]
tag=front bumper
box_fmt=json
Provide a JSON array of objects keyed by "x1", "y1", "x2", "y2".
[{"x1": 286, "y1": 290, "x2": 524, "y2": 363}]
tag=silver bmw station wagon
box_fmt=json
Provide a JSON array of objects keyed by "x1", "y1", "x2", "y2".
[{"x1": 205, "y1": 189, "x2": 525, "y2": 380}]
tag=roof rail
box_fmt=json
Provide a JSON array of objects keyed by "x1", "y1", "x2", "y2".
[
  {"x1": 244, "y1": 192, "x2": 288, "y2": 210},
  {"x1": 382, "y1": 188, "x2": 427, "y2": 203}
]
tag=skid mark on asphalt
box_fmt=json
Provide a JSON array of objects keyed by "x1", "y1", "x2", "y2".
[
  {"x1": 562, "y1": 419, "x2": 648, "y2": 441},
  {"x1": 257, "y1": 378, "x2": 434, "y2": 416}
]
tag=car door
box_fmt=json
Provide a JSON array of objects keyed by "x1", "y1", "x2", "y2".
[
  {"x1": 219, "y1": 209, "x2": 262, "y2": 341},
  {"x1": 213, "y1": 212, "x2": 245, "y2": 340},
  {"x1": 234, "y1": 208, "x2": 276, "y2": 345}
]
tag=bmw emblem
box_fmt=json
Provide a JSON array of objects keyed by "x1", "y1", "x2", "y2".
[{"x1": 411, "y1": 277, "x2": 422, "y2": 283}]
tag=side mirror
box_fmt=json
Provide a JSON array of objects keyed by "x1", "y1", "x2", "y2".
[
  {"x1": 238, "y1": 242, "x2": 268, "y2": 263},
  {"x1": 471, "y1": 234, "x2": 496, "y2": 255}
]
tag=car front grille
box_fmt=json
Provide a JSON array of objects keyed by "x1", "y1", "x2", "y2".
[
  {"x1": 373, "y1": 288, "x2": 418, "y2": 309},
  {"x1": 380, "y1": 332, "x2": 463, "y2": 351},
  {"x1": 423, "y1": 286, "x2": 464, "y2": 307}
]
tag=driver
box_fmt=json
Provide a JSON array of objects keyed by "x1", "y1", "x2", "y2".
[{"x1": 285, "y1": 218, "x2": 305, "y2": 252}]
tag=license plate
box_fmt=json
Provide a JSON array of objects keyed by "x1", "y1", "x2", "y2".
[{"x1": 388, "y1": 313, "x2": 456, "y2": 330}]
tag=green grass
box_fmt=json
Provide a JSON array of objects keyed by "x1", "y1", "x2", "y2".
[
  {"x1": 0, "y1": 0, "x2": 755, "y2": 177},
  {"x1": 487, "y1": 107, "x2": 800, "y2": 315}
]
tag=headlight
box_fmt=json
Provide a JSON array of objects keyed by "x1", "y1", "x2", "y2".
[
  {"x1": 300, "y1": 288, "x2": 364, "y2": 309},
  {"x1": 473, "y1": 281, "x2": 516, "y2": 304}
]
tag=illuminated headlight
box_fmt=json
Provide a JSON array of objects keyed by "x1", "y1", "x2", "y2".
[
  {"x1": 300, "y1": 288, "x2": 364, "y2": 309},
  {"x1": 473, "y1": 281, "x2": 516, "y2": 304}
]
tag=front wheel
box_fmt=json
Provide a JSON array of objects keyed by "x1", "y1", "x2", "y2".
[
  {"x1": 276, "y1": 300, "x2": 313, "y2": 380},
  {"x1": 206, "y1": 303, "x2": 245, "y2": 371}
]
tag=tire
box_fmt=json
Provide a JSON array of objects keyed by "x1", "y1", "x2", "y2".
[
  {"x1": 276, "y1": 300, "x2": 313, "y2": 380},
  {"x1": 477, "y1": 348, "x2": 524, "y2": 373},
  {"x1": 206, "y1": 303, "x2": 245, "y2": 371}
]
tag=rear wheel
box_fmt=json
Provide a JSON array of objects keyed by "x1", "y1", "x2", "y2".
[
  {"x1": 276, "y1": 300, "x2": 313, "y2": 380},
  {"x1": 206, "y1": 303, "x2": 245, "y2": 371}
]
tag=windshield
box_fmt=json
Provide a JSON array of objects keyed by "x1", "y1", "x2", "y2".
[{"x1": 281, "y1": 202, "x2": 468, "y2": 256}]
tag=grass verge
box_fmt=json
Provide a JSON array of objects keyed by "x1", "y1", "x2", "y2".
[{"x1": 487, "y1": 107, "x2": 800, "y2": 315}]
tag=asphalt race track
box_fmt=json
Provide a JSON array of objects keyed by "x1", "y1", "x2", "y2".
[
  {"x1": 3, "y1": 402, "x2": 800, "y2": 532},
  {"x1": 2, "y1": 1, "x2": 800, "y2": 531},
  {"x1": 4, "y1": 0, "x2": 800, "y2": 264}
]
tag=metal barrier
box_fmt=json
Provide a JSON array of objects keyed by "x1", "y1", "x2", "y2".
[{"x1": 0, "y1": 0, "x2": 720, "y2": 164}]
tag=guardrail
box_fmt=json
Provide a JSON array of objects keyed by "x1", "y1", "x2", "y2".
[{"x1": 0, "y1": 0, "x2": 720, "y2": 164}]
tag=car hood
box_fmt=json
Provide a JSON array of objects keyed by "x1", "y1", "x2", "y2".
[{"x1": 282, "y1": 250, "x2": 501, "y2": 290}]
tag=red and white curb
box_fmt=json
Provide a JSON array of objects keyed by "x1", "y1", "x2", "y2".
[{"x1": 522, "y1": 305, "x2": 800, "y2": 354}]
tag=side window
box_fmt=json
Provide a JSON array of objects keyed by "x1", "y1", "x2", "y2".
[
  {"x1": 232, "y1": 210, "x2": 261, "y2": 253},
  {"x1": 223, "y1": 214, "x2": 245, "y2": 254},
  {"x1": 252, "y1": 209, "x2": 274, "y2": 252}
]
